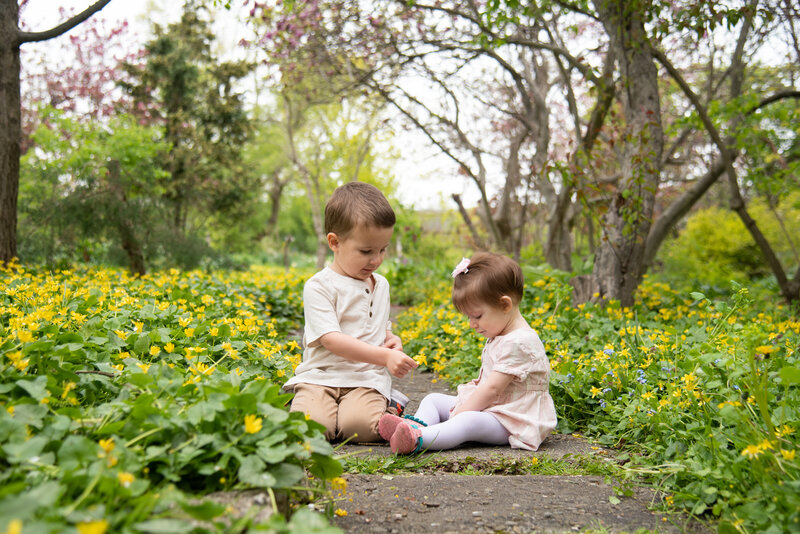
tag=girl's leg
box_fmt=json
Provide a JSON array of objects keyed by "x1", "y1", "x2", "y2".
[
  {"x1": 413, "y1": 393, "x2": 457, "y2": 426},
  {"x1": 420, "y1": 411, "x2": 510, "y2": 450}
]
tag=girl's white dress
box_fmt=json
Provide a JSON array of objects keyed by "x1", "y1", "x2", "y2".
[{"x1": 454, "y1": 327, "x2": 557, "y2": 450}]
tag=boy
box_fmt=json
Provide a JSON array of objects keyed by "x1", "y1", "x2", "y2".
[{"x1": 284, "y1": 182, "x2": 418, "y2": 442}]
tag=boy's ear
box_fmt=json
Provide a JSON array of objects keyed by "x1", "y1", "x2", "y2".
[
  {"x1": 326, "y1": 232, "x2": 339, "y2": 251},
  {"x1": 499, "y1": 295, "x2": 514, "y2": 312}
]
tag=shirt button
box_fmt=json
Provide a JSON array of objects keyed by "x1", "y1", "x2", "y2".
[
  {"x1": 365, "y1": 289, "x2": 370, "y2": 294},
  {"x1": 369, "y1": 312, "x2": 373, "y2": 317}
]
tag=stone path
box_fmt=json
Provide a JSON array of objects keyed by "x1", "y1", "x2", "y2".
[{"x1": 332, "y1": 371, "x2": 709, "y2": 533}]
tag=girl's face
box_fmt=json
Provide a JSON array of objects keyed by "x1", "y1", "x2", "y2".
[{"x1": 462, "y1": 297, "x2": 515, "y2": 339}]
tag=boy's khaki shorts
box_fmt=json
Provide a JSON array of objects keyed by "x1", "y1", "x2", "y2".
[{"x1": 289, "y1": 383, "x2": 389, "y2": 443}]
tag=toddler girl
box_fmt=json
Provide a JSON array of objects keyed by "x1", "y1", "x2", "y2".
[{"x1": 378, "y1": 252, "x2": 557, "y2": 453}]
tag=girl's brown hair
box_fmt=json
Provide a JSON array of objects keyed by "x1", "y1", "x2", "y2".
[{"x1": 451, "y1": 252, "x2": 524, "y2": 313}]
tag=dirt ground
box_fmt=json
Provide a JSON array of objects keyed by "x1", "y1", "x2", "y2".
[{"x1": 330, "y1": 371, "x2": 709, "y2": 534}]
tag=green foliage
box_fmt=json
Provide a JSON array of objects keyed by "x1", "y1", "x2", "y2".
[
  {"x1": 398, "y1": 271, "x2": 800, "y2": 532},
  {"x1": 658, "y1": 196, "x2": 800, "y2": 293},
  {"x1": 0, "y1": 263, "x2": 341, "y2": 532},
  {"x1": 121, "y1": 1, "x2": 258, "y2": 239},
  {"x1": 19, "y1": 108, "x2": 170, "y2": 270}
]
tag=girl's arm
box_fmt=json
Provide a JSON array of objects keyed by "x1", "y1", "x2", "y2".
[
  {"x1": 319, "y1": 331, "x2": 417, "y2": 378},
  {"x1": 451, "y1": 370, "x2": 515, "y2": 415}
]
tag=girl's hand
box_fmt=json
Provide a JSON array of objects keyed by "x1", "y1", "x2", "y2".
[{"x1": 454, "y1": 371, "x2": 514, "y2": 413}]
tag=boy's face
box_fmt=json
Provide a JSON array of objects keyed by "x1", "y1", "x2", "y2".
[{"x1": 327, "y1": 224, "x2": 393, "y2": 281}]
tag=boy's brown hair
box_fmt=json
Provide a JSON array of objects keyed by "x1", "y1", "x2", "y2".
[
  {"x1": 452, "y1": 252, "x2": 524, "y2": 312},
  {"x1": 324, "y1": 182, "x2": 396, "y2": 237}
]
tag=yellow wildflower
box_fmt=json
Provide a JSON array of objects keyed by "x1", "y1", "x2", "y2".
[
  {"x1": 3, "y1": 519, "x2": 22, "y2": 534},
  {"x1": 77, "y1": 519, "x2": 108, "y2": 534},
  {"x1": 331, "y1": 477, "x2": 348, "y2": 493},
  {"x1": 780, "y1": 449, "x2": 796, "y2": 460},
  {"x1": 61, "y1": 381, "x2": 76, "y2": 399},
  {"x1": 164, "y1": 342, "x2": 175, "y2": 353},
  {"x1": 99, "y1": 438, "x2": 115, "y2": 454},
  {"x1": 118, "y1": 472, "x2": 135, "y2": 487},
  {"x1": 16, "y1": 330, "x2": 34, "y2": 343},
  {"x1": 244, "y1": 414, "x2": 263, "y2": 434},
  {"x1": 741, "y1": 444, "x2": 762, "y2": 459},
  {"x1": 184, "y1": 328, "x2": 195, "y2": 338},
  {"x1": 334, "y1": 509, "x2": 348, "y2": 517},
  {"x1": 149, "y1": 345, "x2": 161, "y2": 357}
]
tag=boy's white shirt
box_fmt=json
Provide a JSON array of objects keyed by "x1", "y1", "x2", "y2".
[{"x1": 283, "y1": 267, "x2": 393, "y2": 400}]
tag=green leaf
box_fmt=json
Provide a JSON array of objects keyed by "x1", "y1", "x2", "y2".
[
  {"x1": 134, "y1": 335, "x2": 151, "y2": 355},
  {"x1": 307, "y1": 453, "x2": 343, "y2": 480},
  {"x1": 16, "y1": 376, "x2": 49, "y2": 401},
  {"x1": 3, "y1": 436, "x2": 49, "y2": 464},
  {"x1": 779, "y1": 366, "x2": 800, "y2": 385},
  {"x1": 133, "y1": 518, "x2": 194, "y2": 533},
  {"x1": 178, "y1": 499, "x2": 227, "y2": 521},
  {"x1": 609, "y1": 495, "x2": 621, "y2": 505},
  {"x1": 238, "y1": 454, "x2": 276, "y2": 487}
]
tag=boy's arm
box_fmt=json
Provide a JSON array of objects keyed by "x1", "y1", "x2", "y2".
[
  {"x1": 451, "y1": 371, "x2": 515, "y2": 415},
  {"x1": 319, "y1": 331, "x2": 417, "y2": 378},
  {"x1": 382, "y1": 330, "x2": 403, "y2": 351}
]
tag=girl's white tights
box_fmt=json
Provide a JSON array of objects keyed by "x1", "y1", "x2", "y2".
[{"x1": 412, "y1": 393, "x2": 510, "y2": 450}]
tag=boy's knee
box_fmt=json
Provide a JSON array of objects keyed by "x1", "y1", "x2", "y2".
[
  {"x1": 337, "y1": 411, "x2": 381, "y2": 443},
  {"x1": 289, "y1": 385, "x2": 338, "y2": 440},
  {"x1": 289, "y1": 402, "x2": 337, "y2": 441}
]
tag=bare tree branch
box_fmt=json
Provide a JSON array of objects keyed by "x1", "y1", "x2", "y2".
[{"x1": 16, "y1": 0, "x2": 113, "y2": 45}]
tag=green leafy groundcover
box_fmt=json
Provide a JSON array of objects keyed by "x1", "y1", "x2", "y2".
[
  {"x1": 398, "y1": 267, "x2": 800, "y2": 533},
  {"x1": 0, "y1": 262, "x2": 342, "y2": 534}
]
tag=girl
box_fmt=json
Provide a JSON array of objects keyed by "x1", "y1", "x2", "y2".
[{"x1": 378, "y1": 252, "x2": 557, "y2": 453}]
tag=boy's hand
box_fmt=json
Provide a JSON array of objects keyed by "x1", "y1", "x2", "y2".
[
  {"x1": 382, "y1": 331, "x2": 403, "y2": 352},
  {"x1": 384, "y1": 349, "x2": 418, "y2": 378}
]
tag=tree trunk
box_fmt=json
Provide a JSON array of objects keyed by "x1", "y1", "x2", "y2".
[
  {"x1": 107, "y1": 160, "x2": 146, "y2": 276},
  {"x1": 2, "y1": 0, "x2": 112, "y2": 263},
  {"x1": 544, "y1": 188, "x2": 574, "y2": 271},
  {"x1": 452, "y1": 193, "x2": 484, "y2": 249},
  {"x1": 585, "y1": 0, "x2": 664, "y2": 307},
  {"x1": 0, "y1": 1, "x2": 21, "y2": 263},
  {"x1": 266, "y1": 171, "x2": 285, "y2": 238}
]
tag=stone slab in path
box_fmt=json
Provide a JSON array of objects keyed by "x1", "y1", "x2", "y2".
[
  {"x1": 333, "y1": 371, "x2": 709, "y2": 533},
  {"x1": 332, "y1": 473, "x2": 698, "y2": 534}
]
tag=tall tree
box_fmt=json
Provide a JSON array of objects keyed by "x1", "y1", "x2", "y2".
[
  {"x1": 121, "y1": 1, "x2": 255, "y2": 237},
  {"x1": 1, "y1": 0, "x2": 112, "y2": 263}
]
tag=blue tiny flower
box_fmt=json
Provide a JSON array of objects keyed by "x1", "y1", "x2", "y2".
[
  {"x1": 604, "y1": 349, "x2": 615, "y2": 356},
  {"x1": 591, "y1": 367, "x2": 597, "y2": 372},
  {"x1": 603, "y1": 387, "x2": 612, "y2": 393},
  {"x1": 599, "y1": 399, "x2": 607, "y2": 408}
]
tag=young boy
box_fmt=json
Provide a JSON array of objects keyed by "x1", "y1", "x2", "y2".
[{"x1": 283, "y1": 182, "x2": 418, "y2": 442}]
